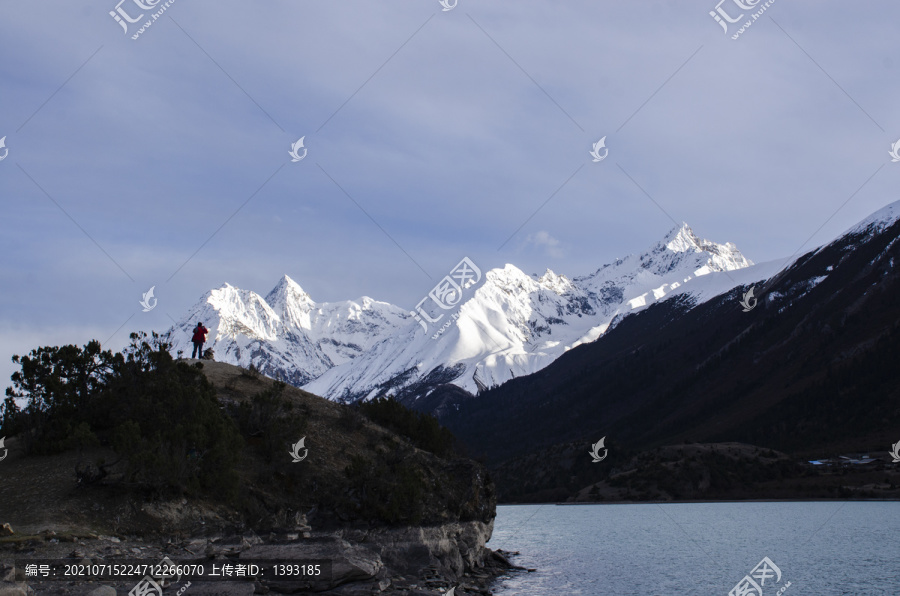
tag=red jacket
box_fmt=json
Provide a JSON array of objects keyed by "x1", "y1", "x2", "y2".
[{"x1": 192, "y1": 325, "x2": 209, "y2": 343}]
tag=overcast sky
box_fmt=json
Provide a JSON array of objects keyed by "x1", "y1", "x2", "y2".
[{"x1": 1, "y1": 0, "x2": 898, "y2": 386}]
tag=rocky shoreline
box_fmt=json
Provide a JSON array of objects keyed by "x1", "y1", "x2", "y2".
[{"x1": 0, "y1": 521, "x2": 522, "y2": 595}]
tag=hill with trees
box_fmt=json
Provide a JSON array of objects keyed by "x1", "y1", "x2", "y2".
[{"x1": 0, "y1": 334, "x2": 506, "y2": 595}]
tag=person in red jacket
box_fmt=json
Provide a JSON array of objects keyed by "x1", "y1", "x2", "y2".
[{"x1": 191, "y1": 322, "x2": 209, "y2": 359}]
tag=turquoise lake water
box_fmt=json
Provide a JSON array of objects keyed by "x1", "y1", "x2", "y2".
[{"x1": 487, "y1": 502, "x2": 900, "y2": 595}]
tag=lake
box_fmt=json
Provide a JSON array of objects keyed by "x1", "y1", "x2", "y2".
[{"x1": 487, "y1": 502, "x2": 900, "y2": 595}]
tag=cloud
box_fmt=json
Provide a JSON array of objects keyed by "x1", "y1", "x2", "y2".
[{"x1": 525, "y1": 230, "x2": 563, "y2": 258}]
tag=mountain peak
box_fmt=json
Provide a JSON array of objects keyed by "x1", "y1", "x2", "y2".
[
  {"x1": 648, "y1": 223, "x2": 753, "y2": 274},
  {"x1": 662, "y1": 222, "x2": 701, "y2": 253},
  {"x1": 537, "y1": 269, "x2": 571, "y2": 292},
  {"x1": 266, "y1": 275, "x2": 312, "y2": 305},
  {"x1": 274, "y1": 274, "x2": 305, "y2": 293}
]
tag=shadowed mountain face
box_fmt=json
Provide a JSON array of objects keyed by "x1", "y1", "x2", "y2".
[{"x1": 442, "y1": 209, "x2": 900, "y2": 482}]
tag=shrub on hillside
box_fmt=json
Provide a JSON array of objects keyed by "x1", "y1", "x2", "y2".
[
  {"x1": 3, "y1": 332, "x2": 242, "y2": 498},
  {"x1": 101, "y1": 334, "x2": 242, "y2": 496},
  {"x1": 358, "y1": 397, "x2": 455, "y2": 458},
  {"x1": 2, "y1": 340, "x2": 118, "y2": 452},
  {"x1": 341, "y1": 451, "x2": 425, "y2": 524},
  {"x1": 338, "y1": 405, "x2": 365, "y2": 432},
  {"x1": 235, "y1": 380, "x2": 306, "y2": 462},
  {"x1": 240, "y1": 363, "x2": 261, "y2": 381}
]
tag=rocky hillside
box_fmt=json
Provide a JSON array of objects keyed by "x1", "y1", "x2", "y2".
[{"x1": 0, "y1": 360, "x2": 509, "y2": 595}]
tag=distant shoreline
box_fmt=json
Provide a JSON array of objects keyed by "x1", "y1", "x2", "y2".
[{"x1": 493, "y1": 498, "x2": 900, "y2": 506}]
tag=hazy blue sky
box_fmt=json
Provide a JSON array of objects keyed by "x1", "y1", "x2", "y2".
[{"x1": 1, "y1": 0, "x2": 898, "y2": 385}]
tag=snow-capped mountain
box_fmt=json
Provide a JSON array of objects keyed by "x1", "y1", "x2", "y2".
[
  {"x1": 304, "y1": 223, "x2": 752, "y2": 402},
  {"x1": 444, "y1": 198, "x2": 900, "y2": 474},
  {"x1": 164, "y1": 276, "x2": 409, "y2": 385},
  {"x1": 166, "y1": 223, "x2": 753, "y2": 401}
]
